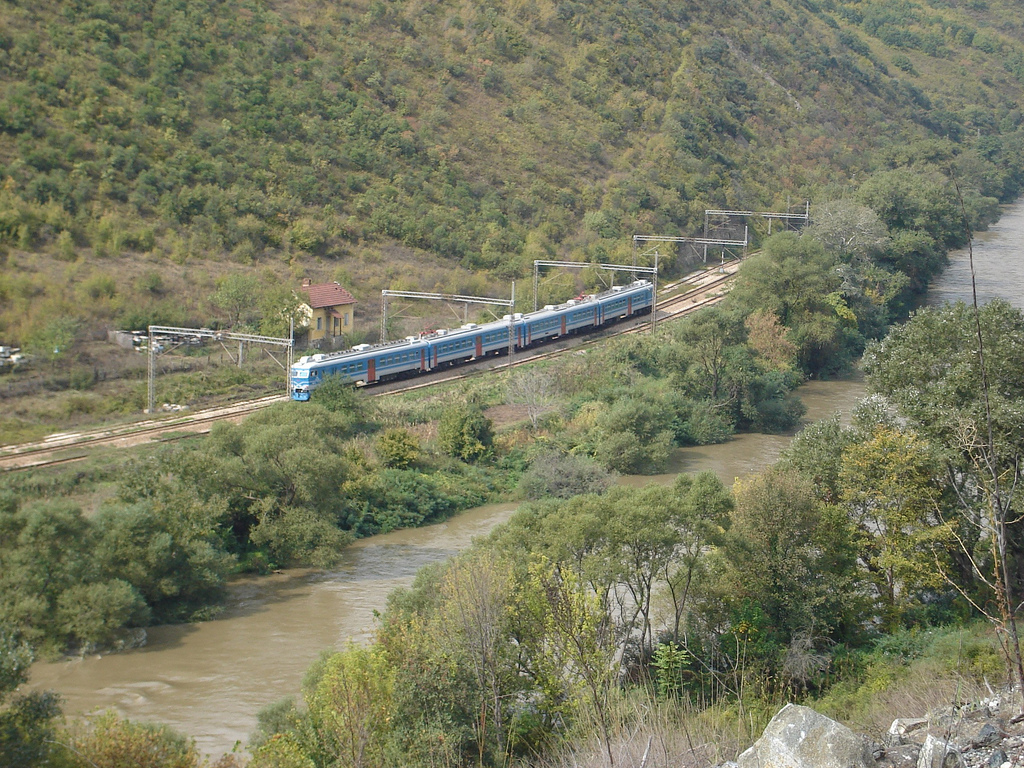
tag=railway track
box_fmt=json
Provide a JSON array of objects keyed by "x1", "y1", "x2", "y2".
[
  {"x1": 0, "y1": 395, "x2": 286, "y2": 471},
  {"x1": 0, "y1": 263, "x2": 739, "y2": 472}
]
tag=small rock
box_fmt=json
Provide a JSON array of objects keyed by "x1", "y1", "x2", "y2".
[
  {"x1": 971, "y1": 723, "x2": 1003, "y2": 749},
  {"x1": 987, "y1": 749, "x2": 1007, "y2": 768},
  {"x1": 112, "y1": 627, "x2": 148, "y2": 651},
  {"x1": 918, "y1": 735, "x2": 964, "y2": 768},
  {"x1": 890, "y1": 719, "x2": 930, "y2": 746},
  {"x1": 880, "y1": 743, "x2": 922, "y2": 768}
]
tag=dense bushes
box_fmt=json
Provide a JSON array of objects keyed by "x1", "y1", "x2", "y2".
[
  {"x1": 0, "y1": 493, "x2": 230, "y2": 652},
  {"x1": 542, "y1": 299, "x2": 807, "y2": 474},
  {"x1": 0, "y1": 392, "x2": 513, "y2": 651}
]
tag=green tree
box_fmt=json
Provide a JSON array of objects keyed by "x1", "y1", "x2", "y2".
[
  {"x1": 310, "y1": 375, "x2": 369, "y2": 422},
  {"x1": 779, "y1": 414, "x2": 855, "y2": 504},
  {"x1": 259, "y1": 282, "x2": 307, "y2": 339},
  {"x1": 724, "y1": 467, "x2": 857, "y2": 645},
  {"x1": 839, "y1": 427, "x2": 951, "y2": 630},
  {"x1": 92, "y1": 501, "x2": 233, "y2": 623},
  {"x1": 663, "y1": 473, "x2": 732, "y2": 644},
  {"x1": 61, "y1": 711, "x2": 201, "y2": 768},
  {"x1": 592, "y1": 396, "x2": 675, "y2": 474},
  {"x1": 302, "y1": 646, "x2": 395, "y2": 768},
  {"x1": 675, "y1": 307, "x2": 745, "y2": 401},
  {"x1": 56, "y1": 580, "x2": 149, "y2": 648},
  {"x1": 172, "y1": 403, "x2": 357, "y2": 560},
  {"x1": 0, "y1": 499, "x2": 90, "y2": 645},
  {"x1": 211, "y1": 273, "x2": 260, "y2": 328},
  {"x1": 437, "y1": 406, "x2": 493, "y2": 463},
  {"x1": 520, "y1": 557, "x2": 618, "y2": 767},
  {"x1": 857, "y1": 168, "x2": 968, "y2": 249},
  {"x1": 805, "y1": 200, "x2": 890, "y2": 263},
  {"x1": 248, "y1": 504, "x2": 353, "y2": 569},
  {"x1": 374, "y1": 428, "x2": 420, "y2": 469},
  {"x1": 725, "y1": 232, "x2": 852, "y2": 376},
  {"x1": 866, "y1": 299, "x2": 1024, "y2": 688},
  {"x1": 0, "y1": 629, "x2": 60, "y2": 767},
  {"x1": 601, "y1": 486, "x2": 683, "y2": 662}
]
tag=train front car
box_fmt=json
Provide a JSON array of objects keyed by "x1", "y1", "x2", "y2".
[
  {"x1": 290, "y1": 350, "x2": 364, "y2": 400},
  {"x1": 290, "y1": 356, "x2": 316, "y2": 401}
]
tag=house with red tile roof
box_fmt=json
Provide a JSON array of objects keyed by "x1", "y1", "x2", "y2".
[{"x1": 298, "y1": 279, "x2": 356, "y2": 344}]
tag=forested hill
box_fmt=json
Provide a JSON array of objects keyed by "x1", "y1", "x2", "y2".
[{"x1": 2, "y1": 0, "x2": 1024, "y2": 341}]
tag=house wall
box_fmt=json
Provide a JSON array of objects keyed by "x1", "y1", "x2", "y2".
[{"x1": 308, "y1": 306, "x2": 353, "y2": 341}]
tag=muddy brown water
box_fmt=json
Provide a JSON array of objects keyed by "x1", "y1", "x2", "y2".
[
  {"x1": 29, "y1": 200, "x2": 1024, "y2": 758},
  {"x1": 926, "y1": 200, "x2": 1024, "y2": 311}
]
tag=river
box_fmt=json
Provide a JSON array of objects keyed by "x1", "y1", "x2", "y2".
[
  {"x1": 29, "y1": 198, "x2": 1024, "y2": 757},
  {"x1": 926, "y1": 199, "x2": 1024, "y2": 310}
]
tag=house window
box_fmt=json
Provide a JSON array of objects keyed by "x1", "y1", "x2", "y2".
[{"x1": 316, "y1": 317, "x2": 322, "y2": 331}]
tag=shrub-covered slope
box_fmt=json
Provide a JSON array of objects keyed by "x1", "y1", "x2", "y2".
[{"x1": 1, "y1": 0, "x2": 1024, "y2": 341}]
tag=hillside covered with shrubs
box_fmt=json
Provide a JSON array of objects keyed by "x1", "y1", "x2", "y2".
[{"x1": 1, "y1": 0, "x2": 1024, "y2": 350}]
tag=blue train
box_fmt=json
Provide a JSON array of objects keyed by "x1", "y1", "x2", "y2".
[{"x1": 289, "y1": 280, "x2": 654, "y2": 400}]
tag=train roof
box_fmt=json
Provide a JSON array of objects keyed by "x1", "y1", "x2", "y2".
[
  {"x1": 292, "y1": 280, "x2": 651, "y2": 371},
  {"x1": 528, "y1": 279, "x2": 651, "y2": 322}
]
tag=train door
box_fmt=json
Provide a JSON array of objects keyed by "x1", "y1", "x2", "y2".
[
  {"x1": 560, "y1": 316, "x2": 566, "y2": 336},
  {"x1": 475, "y1": 335, "x2": 482, "y2": 357},
  {"x1": 628, "y1": 297, "x2": 633, "y2": 316},
  {"x1": 420, "y1": 348, "x2": 426, "y2": 371},
  {"x1": 367, "y1": 357, "x2": 376, "y2": 382}
]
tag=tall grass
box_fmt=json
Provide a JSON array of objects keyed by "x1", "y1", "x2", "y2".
[
  {"x1": 517, "y1": 687, "x2": 776, "y2": 768},
  {"x1": 519, "y1": 623, "x2": 1010, "y2": 768}
]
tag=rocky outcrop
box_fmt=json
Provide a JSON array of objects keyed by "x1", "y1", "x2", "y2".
[
  {"x1": 721, "y1": 695, "x2": 1024, "y2": 768},
  {"x1": 879, "y1": 696, "x2": 1024, "y2": 768}
]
